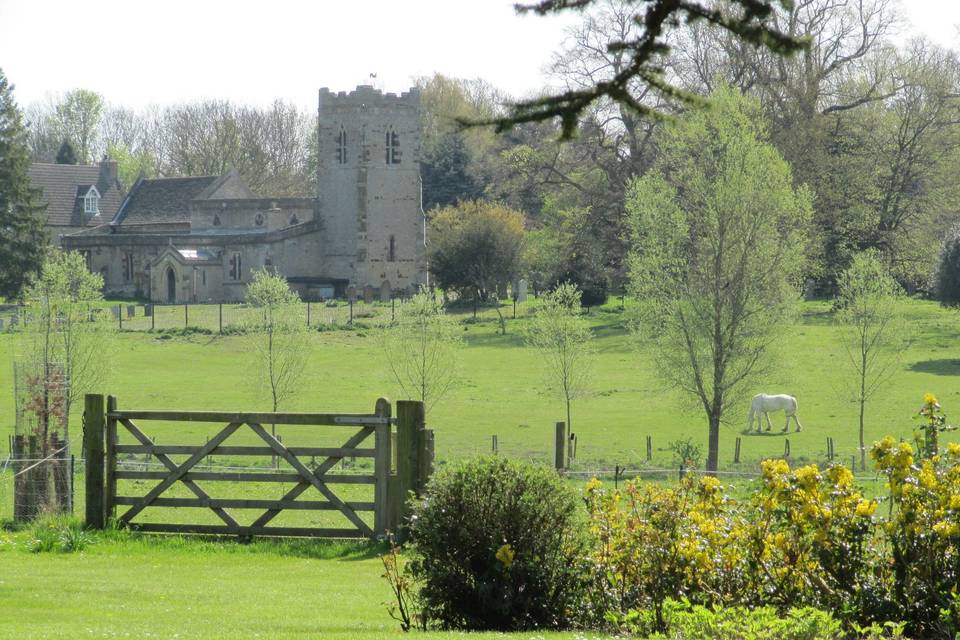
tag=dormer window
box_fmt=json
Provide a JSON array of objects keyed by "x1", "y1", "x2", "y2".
[{"x1": 84, "y1": 186, "x2": 100, "y2": 216}]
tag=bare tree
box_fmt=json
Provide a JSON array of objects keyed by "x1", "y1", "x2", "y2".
[
  {"x1": 380, "y1": 288, "x2": 461, "y2": 415},
  {"x1": 525, "y1": 283, "x2": 593, "y2": 437},
  {"x1": 837, "y1": 250, "x2": 906, "y2": 470},
  {"x1": 245, "y1": 268, "x2": 308, "y2": 413}
]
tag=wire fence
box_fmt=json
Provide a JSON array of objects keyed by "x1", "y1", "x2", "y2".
[{"x1": 0, "y1": 297, "x2": 544, "y2": 335}]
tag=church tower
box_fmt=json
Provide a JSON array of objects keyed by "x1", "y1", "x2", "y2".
[{"x1": 317, "y1": 85, "x2": 426, "y2": 295}]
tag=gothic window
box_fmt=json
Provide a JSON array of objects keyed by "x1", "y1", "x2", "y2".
[
  {"x1": 336, "y1": 127, "x2": 347, "y2": 164},
  {"x1": 229, "y1": 252, "x2": 242, "y2": 281},
  {"x1": 385, "y1": 127, "x2": 401, "y2": 164},
  {"x1": 84, "y1": 186, "x2": 100, "y2": 215},
  {"x1": 213, "y1": 214, "x2": 221, "y2": 226},
  {"x1": 81, "y1": 250, "x2": 92, "y2": 272},
  {"x1": 388, "y1": 235, "x2": 396, "y2": 262},
  {"x1": 122, "y1": 252, "x2": 134, "y2": 282}
]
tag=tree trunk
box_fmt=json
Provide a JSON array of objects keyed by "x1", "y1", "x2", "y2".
[
  {"x1": 859, "y1": 397, "x2": 866, "y2": 471},
  {"x1": 706, "y1": 411, "x2": 720, "y2": 474}
]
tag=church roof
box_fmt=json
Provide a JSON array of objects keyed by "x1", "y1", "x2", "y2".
[
  {"x1": 27, "y1": 161, "x2": 124, "y2": 228},
  {"x1": 114, "y1": 170, "x2": 257, "y2": 226}
]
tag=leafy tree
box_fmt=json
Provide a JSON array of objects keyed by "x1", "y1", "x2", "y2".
[
  {"x1": 380, "y1": 287, "x2": 461, "y2": 414},
  {"x1": 107, "y1": 142, "x2": 156, "y2": 190},
  {"x1": 933, "y1": 223, "x2": 960, "y2": 308},
  {"x1": 525, "y1": 283, "x2": 593, "y2": 437},
  {"x1": 428, "y1": 200, "x2": 525, "y2": 302},
  {"x1": 55, "y1": 139, "x2": 77, "y2": 164},
  {"x1": 0, "y1": 68, "x2": 47, "y2": 300},
  {"x1": 22, "y1": 250, "x2": 111, "y2": 424},
  {"x1": 626, "y1": 87, "x2": 812, "y2": 472},
  {"x1": 472, "y1": 0, "x2": 806, "y2": 137},
  {"x1": 245, "y1": 269, "x2": 307, "y2": 413},
  {"x1": 836, "y1": 250, "x2": 906, "y2": 470},
  {"x1": 53, "y1": 89, "x2": 104, "y2": 163}
]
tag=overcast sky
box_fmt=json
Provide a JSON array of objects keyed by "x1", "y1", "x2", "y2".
[{"x1": 0, "y1": 0, "x2": 957, "y2": 110}]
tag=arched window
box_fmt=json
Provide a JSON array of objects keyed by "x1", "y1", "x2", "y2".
[
  {"x1": 385, "y1": 127, "x2": 400, "y2": 164},
  {"x1": 336, "y1": 127, "x2": 347, "y2": 164}
]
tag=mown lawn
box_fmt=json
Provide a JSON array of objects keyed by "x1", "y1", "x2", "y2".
[
  {"x1": 0, "y1": 530, "x2": 597, "y2": 640},
  {"x1": 2, "y1": 298, "x2": 959, "y2": 471}
]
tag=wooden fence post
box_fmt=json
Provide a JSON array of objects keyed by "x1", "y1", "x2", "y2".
[
  {"x1": 734, "y1": 437, "x2": 741, "y2": 464},
  {"x1": 373, "y1": 398, "x2": 393, "y2": 537},
  {"x1": 554, "y1": 422, "x2": 566, "y2": 470},
  {"x1": 219, "y1": 303, "x2": 223, "y2": 334},
  {"x1": 396, "y1": 400, "x2": 426, "y2": 540},
  {"x1": 646, "y1": 435, "x2": 652, "y2": 462},
  {"x1": 106, "y1": 396, "x2": 118, "y2": 524},
  {"x1": 83, "y1": 393, "x2": 106, "y2": 530}
]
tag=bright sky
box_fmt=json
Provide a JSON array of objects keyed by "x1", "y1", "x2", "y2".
[{"x1": 0, "y1": 0, "x2": 957, "y2": 110}]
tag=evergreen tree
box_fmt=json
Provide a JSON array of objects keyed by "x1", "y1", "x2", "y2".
[
  {"x1": 55, "y1": 139, "x2": 77, "y2": 164},
  {"x1": 0, "y1": 68, "x2": 47, "y2": 300}
]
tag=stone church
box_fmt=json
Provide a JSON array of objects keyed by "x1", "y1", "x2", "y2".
[{"x1": 54, "y1": 86, "x2": 426, "y2": 302}]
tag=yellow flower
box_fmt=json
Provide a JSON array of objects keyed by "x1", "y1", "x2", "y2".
[
  {"x1": 933, "y1": 521, "x2": 959, "y2": 539},
  {"x1": 947, "y1": 443, "x2": 960, "y2": 458},
  {"x1": 495, "y1": 543, "x2": 515, "y2": 569},
  {"x1": 794, "y1": 465, "x2": 821, "y2": 491},
  {"x1": 950, "y1": 495, "x2": 960, "y2": 511},
  {"x1": 700, "y1": 476, "x2": 721, "y2": 493},
  {"x1": 855, "y1": 500, "x2": 878, "y2": 518},
  {"x1": 924, "y1": 392, "x2": 939, "y2": 406},
  {"x1": 585, "y1": 477, "x2": 603, "y2": 492},
  {"x1": 827, "y1": 465, "x2": 853, "y2": 488}
]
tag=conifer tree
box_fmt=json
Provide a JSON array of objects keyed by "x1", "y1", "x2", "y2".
[
  {"x1": 0, "y1": 68, "x2": 47, "y2": 299},
  {"x1": 55, "y1": 139, "x2": 77, "y2": 164}
]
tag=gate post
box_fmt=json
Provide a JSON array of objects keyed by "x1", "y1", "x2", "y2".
[
  {"x1": 83, "y1": 394, "x2": 106, "y2": 529},
  {"x1": 396, "y1": 400, "x2": 426, "y2": 539},
  {"x1": 373, "y1": 398, "x2": 392, "y2": 538},
  {"x1": 105, "y1": 396, "x2": 118, "y2": 524}
]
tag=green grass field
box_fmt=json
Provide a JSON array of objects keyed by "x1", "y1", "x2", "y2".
[
  {"x1": 2, "y1": 298, "x2": 955, "y2": 638},
  {"x1": 2, "y1": 298, "x2": 958, "y2": 470},
  {"x1": 0, "y1": 527, "x2": 599, "y2": 639}
]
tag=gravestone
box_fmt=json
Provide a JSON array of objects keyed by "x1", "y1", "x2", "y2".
[
  {"x1": 9, "y1": 316, "x2": 17, "y2": 328},
  {"x1": 363, "y1": 285, "x2": 375, "y2": 304},
  {"x1": 111, "y1": 307, "x2": 120, "y2": 320},
  {"x1": 127, "y1": 305, "x2": 135, "y2": 318},
  {"x1": 0, "y1": 319, "x2": 4, "y2": 331},
  {"x1": 516, "y1": 279, "x2": 528, "y2": 303},
  {"x1": 346, "y1": 285, "x2": 357, "y2": 303},
  {"x1": 144, "y1": 304, "x2": 153, "y2": 317},
  {"x1": 380, "y1": 280, "x2": 391, "y2": 303}
]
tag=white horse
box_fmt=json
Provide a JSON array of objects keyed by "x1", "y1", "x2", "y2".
[{"x1": 748, "y1": 394, "x2": 803, "y2": 433}]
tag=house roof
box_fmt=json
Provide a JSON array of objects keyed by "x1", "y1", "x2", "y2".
[
  {"x1": 114, "y1": 170, "x2": 257, "y2": 226},
  {"x1": 27, "y1": 162, "x2": 124, "y2": 228}
]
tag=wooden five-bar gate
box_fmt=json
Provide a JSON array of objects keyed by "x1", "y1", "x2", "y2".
[{"x1": 82, "y1": 394, "x2": 432, "y2": 539}]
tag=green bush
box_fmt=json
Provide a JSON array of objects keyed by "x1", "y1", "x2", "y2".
[
  {"x1": 409, "y1": 456, "x2": 588, "y2": 631},
  {"x1": 648, "y1": 602, "x2": 842, "y2": 640}
]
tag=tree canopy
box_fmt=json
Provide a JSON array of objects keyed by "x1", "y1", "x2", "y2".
[
  {"x1": 427, "y1": 200, "x2": 526, "y2": 301},
  {"x1": 627, "y1": 86, "x2": 812, "y2": 472}
]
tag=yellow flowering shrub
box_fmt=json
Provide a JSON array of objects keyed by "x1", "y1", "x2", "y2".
[{"x1": 871, "y1": 435, "x2": 960, "y2": 636}]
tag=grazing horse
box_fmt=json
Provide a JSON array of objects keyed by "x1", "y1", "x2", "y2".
[{"x1": 748, "y1": 394, "x2": 803, "y2": 433}]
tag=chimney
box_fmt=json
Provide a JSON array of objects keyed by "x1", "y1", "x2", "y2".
[{"x1": 99, "y1": 158, "x2": 119, "y2": 189}]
